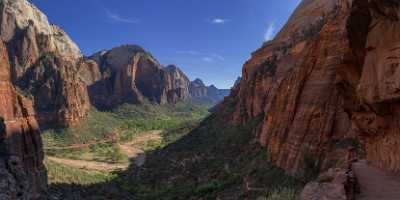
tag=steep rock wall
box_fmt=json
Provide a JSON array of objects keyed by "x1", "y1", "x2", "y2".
[
  {"x1": 0, "y1": 41, "x2": 45, "y2": 199},
  {"x1": 219, "y1": 0, "x2": 400, "y2": 175},
  {"x1": 0, "y1": 0, "x2": 90, "y2": 128},
  {"x1": 86, "y1": 45, "x2": 191, "y2": 109},
  {"x1": 189, "y1": 78, "x2": 230, "y2": 104},
  {"x1": 346, "y1": 0, "x2": 400, "y2": 172}
]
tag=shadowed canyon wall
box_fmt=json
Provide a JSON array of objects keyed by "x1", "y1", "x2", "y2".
[
  {"x1": 0, "y1": 40, "x2": 45, "y2": 199},
  {"x1": 3, "y1": 0, "x2": 400, "y2": 198}
]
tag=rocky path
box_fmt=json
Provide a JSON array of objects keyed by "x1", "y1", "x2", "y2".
[
  {"x1": 47, "y1": 156, "x2": 127, "y2": 172},
  {"x1": 353, "y1": 160, "x2": 400, "y2": 200},
  {"x1": 119, "y1": 130, "x2": 163, "y2": 158},
  {"x1": 47, "y1": 130, "x2": 163, "y2": 171}
]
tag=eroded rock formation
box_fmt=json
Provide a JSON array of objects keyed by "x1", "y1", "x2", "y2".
[
  {"x1": 219, "y1": 0, "x2": 400, "y2": 176},
  {"x1": 0, "y1": 40, "x2": 45, "y2": 199},
  {"x1": 300, "y1": 168, "x2": 357, "y2": 200},
  {"x1": 189, "y1": 78, "x2": 230, "y2": 104},
  {"x1": 347, "y1": 0, "x2": 400, "y2": 172},
  {"x1": 0, "y1": 0, "x2": 90, "y2": 128},
  {"x1": 85, "y1": 45, "x2": 191, "y2": 109}
]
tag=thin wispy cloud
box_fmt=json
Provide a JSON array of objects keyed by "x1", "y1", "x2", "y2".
[
  {"x1": 202, "y1": 57, "x2": 214, "y2": 62},
  {"x1": 211, "y1": 53, "x2": 225, "y2": 61},
  {"x1": 210, "y1": 18, "x2": 229, "y2": 24},
  {"x1": 264, "y1": 22, "x2": 276, "y2": 41},
  {"x1": 176, "y1": 50, "x2": 200, "y2": 55},
  {"x1": 105, "y1": 9, "x2": 140, "y2": 24},
  {"x1": 202, "y1": 54, "x2": 225, "y2": 63},
  {"x1": 177, "y1": 50, "x2": 225, "y2": 63}
]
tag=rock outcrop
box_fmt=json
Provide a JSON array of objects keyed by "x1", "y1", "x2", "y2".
[
  {"x1": 0, "y1": 0, "x2": 90, "y2": 128},
  {"x1": 218, "y1": 0, "x2": 400, "y2": 176},
  {"x1": 86, "y1": 45, "x2": 191, "y2": 109},
  {"x1": 85, "y1": 46, "x2": 231, "y2": 109},
  {"x1": 163, "y1": 65, "x2": 190, "y2": 104},
  {"x1": 347, "y1": 0, "x2": 400, "y2": 173},
  {"x1": 300, "y1": 168, "x2": 357, "y2": 200},
  {"x1": 0, "y1": 41, "x2": 45, "y2": 199},
  {"x1": 189, "y1": 78, "x2": 230, "y2": 104}
]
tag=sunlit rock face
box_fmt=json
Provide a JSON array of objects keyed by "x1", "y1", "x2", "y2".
[
  {"x1": 218, "y1": 0, "x2": 400, "y2": 175},
  {"x1": 85, "y1": 45, "x2": 191, "y2": 109},
  {"x1": 0, "y1": 0, "x2": 90, "y2": 128},
  {"x1": 0, "y1": 41, "x2": 45, "y2": 200},
  {"x1": 189, "y1": 78, "x2": 230, "y2": 104}
]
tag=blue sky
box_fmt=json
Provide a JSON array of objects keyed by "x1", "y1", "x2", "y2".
[{"x1": 30, "y1": 0, "x2": 300, "y2": 88}]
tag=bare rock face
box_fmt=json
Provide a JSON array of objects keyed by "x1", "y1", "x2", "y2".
[
  {"x1": 300, "y1": 168, "x2": 357, "y2": 200},
  {"x1": 86, "y1": 45, "x2": 191, "y2": 109},
  {"x1": 221, "y1": 0, "x2": 353, "y2": 176},
  {"x1": 190, "y1": 79, "x2": 208, "y2": 97},
  {"x1": 162, "y1": 65, "x2": 190, "y2": 104},
  {"x1": 189, "y1": 78, "x2": 229, "y2": 104},
  {"x1": 219, "y1": 0, "x2": 400, "y2": 175},
  {"x1": 0, "y1": 41, "x2": 45, "y2": 199},
  {"x1": 344, "y1": 0, "x2": 400, "y2": 173},
  {"x1": 16, "y1": 54, "x2": 91, "y2": 128},
  {"x1": 0, "y1": 0, "x2": 90, "y2": 127}
]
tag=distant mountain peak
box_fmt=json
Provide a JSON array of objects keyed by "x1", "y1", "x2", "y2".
[
  {"x1": 164, "y1": 65, "x2": 179, "y2": 71},
  {"x1": 192, "y1": 78, "x2": 206, "y2": 87},
  {"x1": 111, "y1": 44, "x2": 146, "y2": 54}
]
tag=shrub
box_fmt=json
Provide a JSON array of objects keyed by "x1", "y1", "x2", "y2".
[
  {"x1": 302, "y1": 150, "x2": 322, "y2": 182},
  {"x1": 46, "y1": 159, "x2": 115, "y2": 185}
]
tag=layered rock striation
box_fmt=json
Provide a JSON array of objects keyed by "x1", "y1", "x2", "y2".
[
  {"x1": 0, "y1": 41, "x2": 45, "y2": 199},
  {"x1": 189, "y1": 78, "x2": 230, "y2": 104},
  {"x1": 0, "y1": 0, "x2": 90, "y2": 128},
  {"x1": 219, "y1": 0, "x2": 400, "y2": 176},
  {"x1": 85, "y1": 45, "x2": 191, "y2": 109},
  {"x1": 84, "y1": 45, "x2": 229, "y2": 109}
]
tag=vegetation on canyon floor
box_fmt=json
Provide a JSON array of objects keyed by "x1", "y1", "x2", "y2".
[
  {"x1": 44, "y1": 102, "x2": 212, "y2": 199},
  {"x1": 42, "y1": 101, "x2": 210, "y2": 147},
  {"x1": 43, "y1": 102, "x2": 302, "y2": 199},
  {"x1": 117, "y1": 111, "x2": 302, "y2": 200}
]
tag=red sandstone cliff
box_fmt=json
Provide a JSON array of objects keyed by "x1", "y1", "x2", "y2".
[
  {"x1": 85, "y1": 45, "x2": 191, "y2": 109},
  {"x1": 0, "y1": 0, "x2": 90, "y2": 127},
  {"x1": 219, "y1": 0, "x2": 400, "y2": 176},
  {"x1": 0, "y1": 41, "x2": 45, "y2": 199}
]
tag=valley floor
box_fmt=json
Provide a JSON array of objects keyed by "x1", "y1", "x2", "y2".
[
  {"x1": 42, "y1": 102, "x2": 301, "y2": 199},
  {"x1": 46, "y1": 130, "x2": 163, "y2": 172}
]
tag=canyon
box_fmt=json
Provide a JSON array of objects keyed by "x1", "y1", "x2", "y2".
[
  {"x1": 0, "y1": 0, "x2": 227, "y2": 128},
  {"x1": 1, "y1": 0, "x2": 400, "y2": 199},
  {"x1": 0, "y1": 0, "x2": 227, "y2": 199}
]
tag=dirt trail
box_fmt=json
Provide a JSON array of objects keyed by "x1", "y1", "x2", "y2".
[
  {"x1": 48, "y1": 156, "x2": 127, "y2": 172},
  {"x1": 353, "y1": 160, "x2": 400, "y2": 200},
  {"x1": 47, "y1": 130, "x2": 163, "y2": 171},
  {"x1": 119, "y1": 130, "x2": 163, "y2": 157},
  {"x1": 45, "y1": 140, "x2": 113, "y2": 150}
]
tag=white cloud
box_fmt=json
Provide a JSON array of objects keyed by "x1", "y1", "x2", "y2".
[
  {"x1": 202, "y1": 57, "x2": 214, "y2": 62},
  {"x1": 105, "y1": 9, "x2": 139, "y2": 24},
  {"x1": 211, "y1": 18, "x2": 229, "y2": 24},
  {"x1": 211, "y1": 53, "x2": 225, "y2": 61},
  {"x1": 177, "y1": 50, "x2": 225, "y2": 63},
  {"x1": 264, "y1": 22, "x2": 276, "y2": 41},
  {"x1": 176, "y1": 50, "x2": 200, "y2": 55}
]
